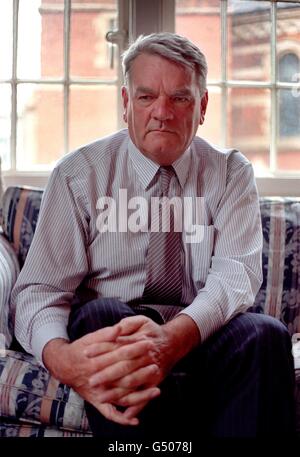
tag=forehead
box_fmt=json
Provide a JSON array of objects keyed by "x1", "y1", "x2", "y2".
[{"x1": 129, "y1": 53, "x2": 197, "y2": 89}]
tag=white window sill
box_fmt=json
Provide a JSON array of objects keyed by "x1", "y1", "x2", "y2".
[{"x1": 2, "y1": 173, "x2": 300, "y2": 197}]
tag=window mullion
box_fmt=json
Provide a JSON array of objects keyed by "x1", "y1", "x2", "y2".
[
  {"x1": 270, "y1": 1, "x2": 277, "y2": 173},
  {"x1": 221, "y1": 0, "x2": 228, "y2": 148},
  {"x1": 11, "y1": 0, "x2": 19, "y2": 172},
  {"x1": 116, "y1": 0, "x2": 129, "y2": 129},
  {"x1": 64, "y1": 0, "x2": 71, "y2": 155}
]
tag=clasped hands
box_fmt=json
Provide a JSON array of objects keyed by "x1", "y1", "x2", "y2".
[{"x1": 50, "y1": 315, "x2": 179, "y2": 426}]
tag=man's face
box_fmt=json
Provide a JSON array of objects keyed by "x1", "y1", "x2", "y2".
[{"x1": 122, "y1": 53, "x2": 208, "y2": 165}]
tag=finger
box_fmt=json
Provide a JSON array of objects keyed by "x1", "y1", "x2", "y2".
[
  {"x1": 116, "y1": 334, "x2": 147, "y2": 344},
  {"x1": 116, "y1": 364, "x2": 160, "y2": 390},
  {"x1": 98, "y1": 384, "x2": 160, "y2": 406},
  {"x1": 117, "y1": 386, "x2": 160, "y2": 407},
  {"x1": 89, "y1": 340, "x2": 155, "y2": 373},
  {"x1": 82, "y1": 325, "x2": 121, "y2": 345},
  {"x1": 118, "y1": 315, "x2": 150, "y2": 335},
  {"x1": 98, "y1": 403, "x2": 139, "y2": 426},
  {"x1": 84, "y1": 341, "x2": 119, "y2": 358},
  {"x1": 123, "y1": 402, "x2": 148, "y2": 420},
  {"x1": 96, "y1": 364, "x2": 160, "y2": 403},
  {"x1": 89, "y1": 356, "x2": 157, "y2": 387},
  {"x1": 85, "y1": 333, "x2": 153, "y2": 358}
]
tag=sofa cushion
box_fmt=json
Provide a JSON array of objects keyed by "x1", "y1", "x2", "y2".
[
  {"x1": 0, "y1": 350, "x2": 91, "y2": 434},
  {"x1": 0, "y1": 420, "x2": 91, "y2": 437},
  {"x1": 0, "y1": 235, "x2": 19, "y2": 348},
  {"x1": 1, "y1": 186, "x2": 43, "y2": 268},
  {"x1": 254, "y1": 197, "x2": 300, "y2": 336}
]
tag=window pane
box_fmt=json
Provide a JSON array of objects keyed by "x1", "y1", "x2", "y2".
[
  {"x1": 70, "y1": 0, "x2": 118, "y2": 79},
  {"x1": 228, "y1": 88, "x2": 271, "y2": 176},
  {"x1": 197, "y1": 87, "x2": 222, "y2": 144},
  {"x1": 18, "y1": 0, "x2": 64, "y2": 79},
  {"x1": 279, "y1": 87, "x2": 300, "y2": 137},
  {"x1": 0, "y1": 1, "x2": 13, "y2": 80},
  {"x1": 228, "y1": 0, "x2": 271, "y2": 81},
  {"x1": 279, "y1": 53, "x2": 300, "y2": 83},
  {"x1": 69, "y1": 84, "x2": 118, "y2": 151},
  {"x1": 17, "y1": 84, "x2": 64, "y2": 170},
  {"x1": 0, "y1": 84, "x2": 11, "y2": 170},
  {"x1": 277, "y1": 2, "x2": 300, "y2": 83},
  {"x1": 175, "y1": 0, "x2": 221, "y2": 81},
  {"x1": 278, "y1": 88, "x2": 300, "y2": 171}
]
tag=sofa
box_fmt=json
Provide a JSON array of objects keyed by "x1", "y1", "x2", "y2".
[{"x1": 0, "y1": 185, "x2": 299, "y2": 437}]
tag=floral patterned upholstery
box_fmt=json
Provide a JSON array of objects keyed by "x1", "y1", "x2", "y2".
[
  {"x1": 253, "y1": 197, "x2": 300, "y2": 335},
  {"x1": 0, "y1": 235, "x2": 19, "y2": 348},
  {"x1": 0, "y1": 187, "x2": 299, "y2": 436},
  {"x1": 1, "y1": 186, "x2": 42, "y2": 268},
  {"x1": 0, "y1": 187, "x2": 92, "y2": 436},
  {"x1": 0, "y1": 350, "x2": 91, "y2": 436}
]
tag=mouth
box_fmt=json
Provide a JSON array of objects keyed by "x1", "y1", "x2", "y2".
[{"x1": 148, "y1": 129, "x2": 175, "y2": 134}]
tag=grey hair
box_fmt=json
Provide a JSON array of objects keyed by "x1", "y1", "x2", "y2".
[{"x1": 122, "y1": 32, "x2": 208, "y2": 96}]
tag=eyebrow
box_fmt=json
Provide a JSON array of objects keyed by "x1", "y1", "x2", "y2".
[
  {"x1": 171, "y1": 89, "x2": 193, "y2": 97},
  {"x1": 135, "y1": 87, "x2": 193, "y2": 96},
  {"x1": 135, "y1": 87, "x2": 156, "y2": 95}
]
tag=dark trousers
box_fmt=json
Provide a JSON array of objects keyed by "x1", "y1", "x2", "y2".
[{"x1": 68, "y1": 298, "x2": 296, "y2": 439}]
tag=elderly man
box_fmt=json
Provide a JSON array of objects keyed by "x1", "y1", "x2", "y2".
[{"x1": 12, "y1": 33, "x2": 295, "y2": 438}]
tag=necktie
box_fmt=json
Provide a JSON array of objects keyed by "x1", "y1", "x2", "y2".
[{"x1": 142, "y1": 166, "x2": 183, "y2": 313}]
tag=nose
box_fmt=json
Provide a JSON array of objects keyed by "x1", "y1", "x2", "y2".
[{"x1": 152, "y1": 96, "x2": 173, "y2": 122}]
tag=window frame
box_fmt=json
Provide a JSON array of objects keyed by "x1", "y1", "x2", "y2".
[{"x1": 2, "y1": 0, "x2": 300, "y2": 197}]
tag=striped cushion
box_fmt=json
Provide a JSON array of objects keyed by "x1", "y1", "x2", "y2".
[
  {"x1": 0, "y1": 421, "x2": 91, "y2": 437},
  {"x1": 1, "y1": 186, "x2": 43, "y2": 268},
  {"x1": 0, "y1": 235, "x2": 19, "y2": 348},
  {"x1": 254, "y1": 197, "x2": 300, "y2": 336},
  {"x1": 0, "y1": 350, "x2": 92, "y2": 434}
]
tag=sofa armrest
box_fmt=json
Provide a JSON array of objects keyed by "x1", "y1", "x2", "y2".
[
  {"x1": 1, "y1": 186, "x2": 43, "y2": 268},
  {"x1": 0, "y1": 350, "x2": 91, "y2": 434},
  {"x1": 255, "y1": 197, "x2": 300, "y2": 336},
  {"x1": 0, "y1": 234, "x2": 19, "y2": 349}
]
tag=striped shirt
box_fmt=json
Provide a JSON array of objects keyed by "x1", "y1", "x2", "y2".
[{"x1": 12, "y1": 129, "x2": 263, "y2": 363}]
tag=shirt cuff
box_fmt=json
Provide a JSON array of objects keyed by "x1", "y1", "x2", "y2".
[
  {"x1": 179, "y1": 291, "x2": 223, "y2": 342},
  {"x1": 31, "y1": 322, "x2": 70, "y2": 368}
]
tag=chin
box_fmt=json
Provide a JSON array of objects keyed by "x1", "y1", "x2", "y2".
[{"x1": 146, "y1": 148, "x2": 182, "y2": 165}]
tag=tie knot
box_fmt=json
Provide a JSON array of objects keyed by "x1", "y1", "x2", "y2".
[{"x1": 159, "y1": 166, "x2": 175, "y2": 196}]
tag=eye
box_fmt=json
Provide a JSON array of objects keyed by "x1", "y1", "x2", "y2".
[
  {"x1": 138, "y1": 95, "x2": 154, "y2": 102},
  {"x1": 173, "y1": 96, "x2": 189, "y2": 104}
]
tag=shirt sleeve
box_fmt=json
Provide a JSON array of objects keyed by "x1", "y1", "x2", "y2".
[
  {"x1": 180, "y1": 158, "x2": 263, "y2": 342},
  {"x1": 12, "y1": 166, "x2": 89, "y2": 363}
]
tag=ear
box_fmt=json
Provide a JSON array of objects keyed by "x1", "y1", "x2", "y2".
[
  {"x1": 122, "y1": 86, "x2": 129, "y2": 123},
  {"x1": 199, "y1": 90, "x2": 208, "y2": 125}
]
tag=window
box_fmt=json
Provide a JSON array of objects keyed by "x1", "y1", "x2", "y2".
[
  {"x1": 1, "y1": 0, "x2": 300, "y2": 196},
  {"x1": 175, "y1": 0, "x2": 300, "y2": 185},
  {"x1": 1, "y1": 0, "x2": 124, "y2": 176}
]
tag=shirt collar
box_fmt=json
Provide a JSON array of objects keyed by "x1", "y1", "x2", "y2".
[
  {"x1": 128, "y1": 139, "x2": 191, "y2": 191},
  {"x1": 172, "y1": 147, "x2": 191, "y2": 189},
  {"x1": 128, "y1": 140, "x2": 159, "y2": 190}
]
